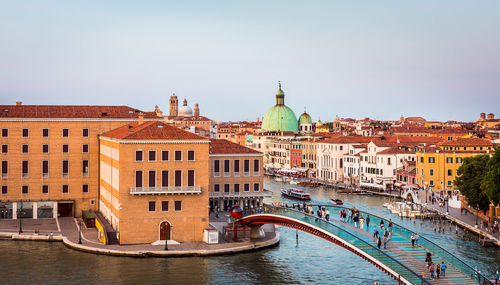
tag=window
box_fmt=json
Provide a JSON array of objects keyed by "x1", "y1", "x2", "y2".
[
  {"x1": 187, "y1": 170, "x2": 195, "y2": 187},
  {"x1": 22, "y1": 144, "x2": 28, "y2": 153},
  {"x1": 447, "y1": 169, "x2": 452, "y2": 176},
  {"x1": 456, "y1": 157, "x2": 462, "y2": 163},
  {"x1": 175, "y1": 150, "x2": 182, "y2": 161},
  {"x1": 82, "y1": 128, "x2": 89, "y2": 137},
  {"x1": 234, "y1": 160, "x2": 240, "y2": 176},
  {"x1": 62, "y1": 128, "x2": 69, "y2": 137},
  {"x1": 387, "y1": 157, "x2": 391, "y2": 165},
  {"x1": 42, "y1": 160, "x2": 49, "y2": 178},
  {"x1": 148, "y1": 201, "x2": 156, "y2": 212},
  {"x1": 136, "y1": 150, "x2": 143, "y2": 161},
  {"x1": 174, "y1": 170, "x2": 182, "y2": 187},
  {"x1": 428, "y1": 157, "x2": 435, "y2": 163},
  {"x1": 1, "y1": 145, "x2": 7, "y2": 154},
  {"x1": 22, "y1": 185, "x2": 28, "y2": 194},
  {"x1": 82, "y1": 160, "x2": 89, "y2": 176},
  {"x1": 244, "y1": 183, "x2": 250, "y2": 192},
  {"x1": 1, "y1": 161, "x2": 7, "y2": 178},
  {"x1": 224, "y1": 184, "x2": 230, "y2": 193},
  {"x1": 82, "y1": 184, "x2": 89, "y2": 193},
  {"x1": 1, "y1": 129, "x2": 7, "y2": 137},
  {"x1": 22, "y1": 128, "x2": 29, "y2": 137},
  {"x1": 447, "y1": 180, "x2": 452, "y2": 186},
  {"x1": 244, "y1": 160, "x2": 250, "y2": 175},
  {"x1": 1, "y1": 186, "x2": 7, "y2": 194},
  {"x1": 149, "y1": 170, "x2": 156, "y2": 187},
  {"x1": 162, "y1": 201, "x2": 169, "y2": 211},
  {"x1": 62, "y1": 185, "x2": 69, "y2": 193},
  {"x1": 135, "y1": 170, "x2": 143, "y2": 187},
  {"x1": 161, "y1": 150, "x2": 169, "y2": 161},
  {"x1": 446, "y1": 157, "x2": 453, "y2": 163},
  {"x1": 42, "y1": 144, "x2": 49, "y2": 153},
  {"x1": 62, "y1": 144, "x2": 69, "y2": 153},
  {"x1": 214, "y1": 160, "x2": 220, "y2": 177},
  {"x1": 161, "y1": 170, "x2": 169, "y2": 187},
  {"x1": 214, "y1": 184, "x2": 220, "y2": 192},
  {"x1": 234, "y1": 184, "x2": 240, "y2": 193},
  {"x1": 224, "y1": 160, "x2": 230, "y2": 176},
  {"x1": 148, "y1": 150, "x2": 156, "y2": 161},
  {"x1": 420, "y1": 157, "x2": 423, "y2": 163},
  {"x1": 82, "y1": 144, "x2": 89, "y2": 153},
  {"x1": 254, "y1": 183, "x2": 260, "y2": 191},
  {"x1": 429, "y1": 169, "x2": 434, "y2": 176},
  {"x1": 187, "y1": 150, "x2": 195, "y2": 161},
  {"x1": 42, "y1": 129, "x2": 49, "y2": 137},
  {"x1": 174, "y1": 201, "x2": 182, "y2": 211},
  {"x1": 62, "y1": 160, "x2": 69, "y2": 177},
  {"x1": 429, "y1": 180, "x2": 434, "y2": 186},
  {"x1": 253, "y1": 159, "x2": 260, "y2": 175},
  {"x1": 22, "y1": 161, "x2": 28, "y2": 178}
]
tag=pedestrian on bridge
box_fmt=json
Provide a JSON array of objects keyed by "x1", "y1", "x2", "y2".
[
  {"x1": 411, "y1": 233, "x2": 416, "y2": 247},
  {"x1": 377, "y1": 237, "x2": 382, "y2": 249},
  {"x1": 429, "y1": 263, "x2": 435, "y2": 280},
  {"x1": 440, "y1": 262, "x2": 446, "y2": 276},
  {"x1": 360, "y1": 215, "x2": 364, "y2": 229},
  {"x1": 494, "y1": 270, "x2": 499, "y2": 285},
  {"x1": 373, "y1": 225, "x2": 379, "y2": 239},
  {"x1": 325, "y1": 209, "x2": 330, "y2": 221},
  {"x1": 366, "y1": 215, "x2": 370, "y2": 230},
  {"x1": 436, "y1": 264, "x2": 441, "y2": 279}
]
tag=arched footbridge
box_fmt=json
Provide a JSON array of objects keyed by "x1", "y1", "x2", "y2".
[{"x1": 239, "y1": 205, "x2": 492, "y2": 285}]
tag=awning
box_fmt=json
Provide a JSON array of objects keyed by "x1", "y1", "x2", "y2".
[{"x1": 360, "y1": 182, "x2": 385, "y2": 189}]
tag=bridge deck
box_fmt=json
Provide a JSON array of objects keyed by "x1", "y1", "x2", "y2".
[{"x1": 248, "y1": 206, "x2": 490, "y2": 285}]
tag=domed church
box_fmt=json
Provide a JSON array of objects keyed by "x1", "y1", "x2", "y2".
[{"x1": 261, "y1": 82, "x2": 299, "y2": 132}]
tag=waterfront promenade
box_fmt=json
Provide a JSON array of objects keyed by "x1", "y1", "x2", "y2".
[{"x1": 0, "y1": 213, "x2": 279, "y2": 257}]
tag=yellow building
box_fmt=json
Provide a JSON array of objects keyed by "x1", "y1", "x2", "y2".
[
  {"x1": 416, "y1": 138, "x2": 496, "y2": 192},
  {"x1": 99, "y1": 120, "x2": 210, "y2": 244}
]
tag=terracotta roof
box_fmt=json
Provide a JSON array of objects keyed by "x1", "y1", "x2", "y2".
[
  {"x1": 209, "y1": 139, "x2": 262, "y2": 155},
  {"x1": 102, "y1": 121, "x2": 206, "y2": 140},
  {"x1": 0, "y1": 105, "x2": 158, "y2": 119},
  {"x1": 377, "y1": 147, "x2": 415, "y2": 155},
  {"x1": 438, "y1": 138, "x2": 494, "y2": 147}
]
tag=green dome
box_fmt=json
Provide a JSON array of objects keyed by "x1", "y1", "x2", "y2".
[
  {"x1": 298, "y1": 112, "x2": 312, "y2": 124},
  {"x1": 261, "y1": 105, "x2": 298, "y2": 132},
  {"x1": 276, "y1": 88, "x2": 284, "y2": 96}
]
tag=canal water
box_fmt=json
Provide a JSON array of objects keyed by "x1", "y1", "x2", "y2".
[{"x1": 1, "y1": 177, "x2": 499, "y2": 284}]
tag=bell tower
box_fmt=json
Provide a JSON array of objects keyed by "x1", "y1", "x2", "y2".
[
  {"x1": 194, "y1": 104, "x2": 200, "y2": 117},
  {"x1": 169, "y1": 94, "x2": 178, "y2": 117}
]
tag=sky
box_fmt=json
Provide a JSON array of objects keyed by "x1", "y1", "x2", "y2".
[{"x1": 0, "y1": 1, "x2": 499, "y2": 122}]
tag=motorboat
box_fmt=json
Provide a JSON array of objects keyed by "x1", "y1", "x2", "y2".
[
  {"x1": 330, "y1": 198, "x2": 343, "y2": 205},
  {"x1": 290, "y1": 179, "x2": 300, "y2": 185},
  {"x1": 281, "y1": 188, "x2": 311, "y2": 201}
]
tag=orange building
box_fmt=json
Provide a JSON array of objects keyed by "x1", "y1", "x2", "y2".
[
  {"x1": 208, "y1": 139, "x2": 269, "y2": 211},
  {"x1": 0, "y1": 103, "x2": 159, "y2": 219},
  {"x1": 99, "y1": 120, "x2": 210, "y2": 244}
]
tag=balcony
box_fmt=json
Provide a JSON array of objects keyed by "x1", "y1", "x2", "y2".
[
  {"x1": 209, "y1": 190, "x2": 273, "y2": 199},
  {"x1": 22, "y1": 173, "x2": 28, "y2": 178},
  {"x1": 130, "y1": 186, "x2": 202, "y2": 195},
  {"x1": 1, "y1": 173, "x2": 7, "y2": 179},
  {"x1": 223, "y1": 172, "x2": 230, "y2": 177},
  {"x1": 82, "y1": 172, "x2": 89, "y2": 178},
  {"x1": 214, "y1": 172, "x2": 220, "y2": 177},
  {"x1": 42, "y1": 173, "x2": 49, "y2": 178}
]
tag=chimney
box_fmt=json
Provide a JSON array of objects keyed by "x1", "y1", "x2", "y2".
[
  {"x1": 138, "y1": 114, "x2": 144, "y2": 125},
  {"x1": 16, "y1": 101, "x2": 22, "y2": 106}
]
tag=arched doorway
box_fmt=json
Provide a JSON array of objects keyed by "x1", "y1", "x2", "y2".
[{"x1": 159, "y1": 221, "x2": 171, "y2": 240}]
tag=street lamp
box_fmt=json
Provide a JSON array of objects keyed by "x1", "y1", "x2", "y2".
[
  {"x1": 78, "y1": 220, "x2": 82, "y2": 244},
  {"x1": 164, "y1": 230, "x2": 168, "y2": 251},
  {"x1": 18, "y1": 200, "x2": 23, "y2": 234}
]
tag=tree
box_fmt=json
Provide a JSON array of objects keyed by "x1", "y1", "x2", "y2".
[
  {"x1": 455, "y1": 155, "x2": 490, "y2": 213},
  {"x1": 481, "y1": 147, "x2": 500, "y2": 205}
]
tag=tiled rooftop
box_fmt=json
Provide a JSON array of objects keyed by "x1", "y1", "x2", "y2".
[
  {"x1": 101, "y1": 121, "x2": 207, "y2": 140},
  {"x1": 0, "y1": 105, "x2": 158, "y2": 119},
  {"x1": 209, "y1": 139, "x2": 262, "y2": 155}
]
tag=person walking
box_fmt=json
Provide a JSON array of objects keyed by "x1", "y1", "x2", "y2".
[
  {"x1": 411, "y1": 233, "x2": 416, "y2": 247},
  {"x1": 429, "y1": 263, "x2": 435, "y2": 280},
  {"x1": 425, "y1": 251, "x2": 432, "y2": 267},
  {"x1": 377, "y1": 236, "x2": 382, "y2": 249},
  {"x1": 373, "y1": 225, "x2": 379, "y2": 239},
  {"x1": 415, "y1": 233, "x2": 420, "y2": 245},
  {"x1": 440, "y1": 262, "x2": 446, "y2": 277},
  {"x1": 360, "y1": 215, "x2": 365, "y2": 230},
  {"x1": 436, "y1": 264, "x2": 441, "y2": 279},
  {"x1": 354, "y1": 213, "x2": 359, "y2": 228},
  {"x1": 494, "y1": 270, "x2": 499, "y2": 285},
  {"x1": 421, "y1": 270, "x2": 426, "y2": 284},
  {"x1": 366, "y1": 215, "x2": 371, "y2": 230},
  {"x1": 325, "y1": 209, "x2": 330, "y2": 221}
]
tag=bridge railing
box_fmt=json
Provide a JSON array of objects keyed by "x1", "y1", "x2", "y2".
[
  {"x1": 259, "y1": 206, "x2": 430, "y2": 285},
  {"x1": 310, "y1": 204, "x2": 493, "y2": 285}
]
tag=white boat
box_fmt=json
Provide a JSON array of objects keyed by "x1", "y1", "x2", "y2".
[{"x1": 290, "y1": 180, "x2": 300, "y2": 185}]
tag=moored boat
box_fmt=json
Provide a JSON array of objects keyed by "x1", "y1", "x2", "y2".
[
  {"x1": 281, "y1": 188, "x2": 311, "y2": 200},
  {"x1": 330, "y1": 198, "x2": 343, "y2": 205}
]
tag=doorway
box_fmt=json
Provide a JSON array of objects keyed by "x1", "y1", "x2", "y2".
[
  {"x1": 159, "y1": 221, "x2": 171, "y2": 240},
  {"x1": 57, "y1": 202, "x2": 73, "y2": 217}
]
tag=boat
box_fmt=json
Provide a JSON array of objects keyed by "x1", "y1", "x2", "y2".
[
  {"x1": 290, "y1": 179, "x2": 300, "y2": 185},
  {"x1": 281, "y1": 188, "x2": 311, "y2": 200},
  {"x1": 330, "y1": 198, "x2": 343, "y2": 205}
]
